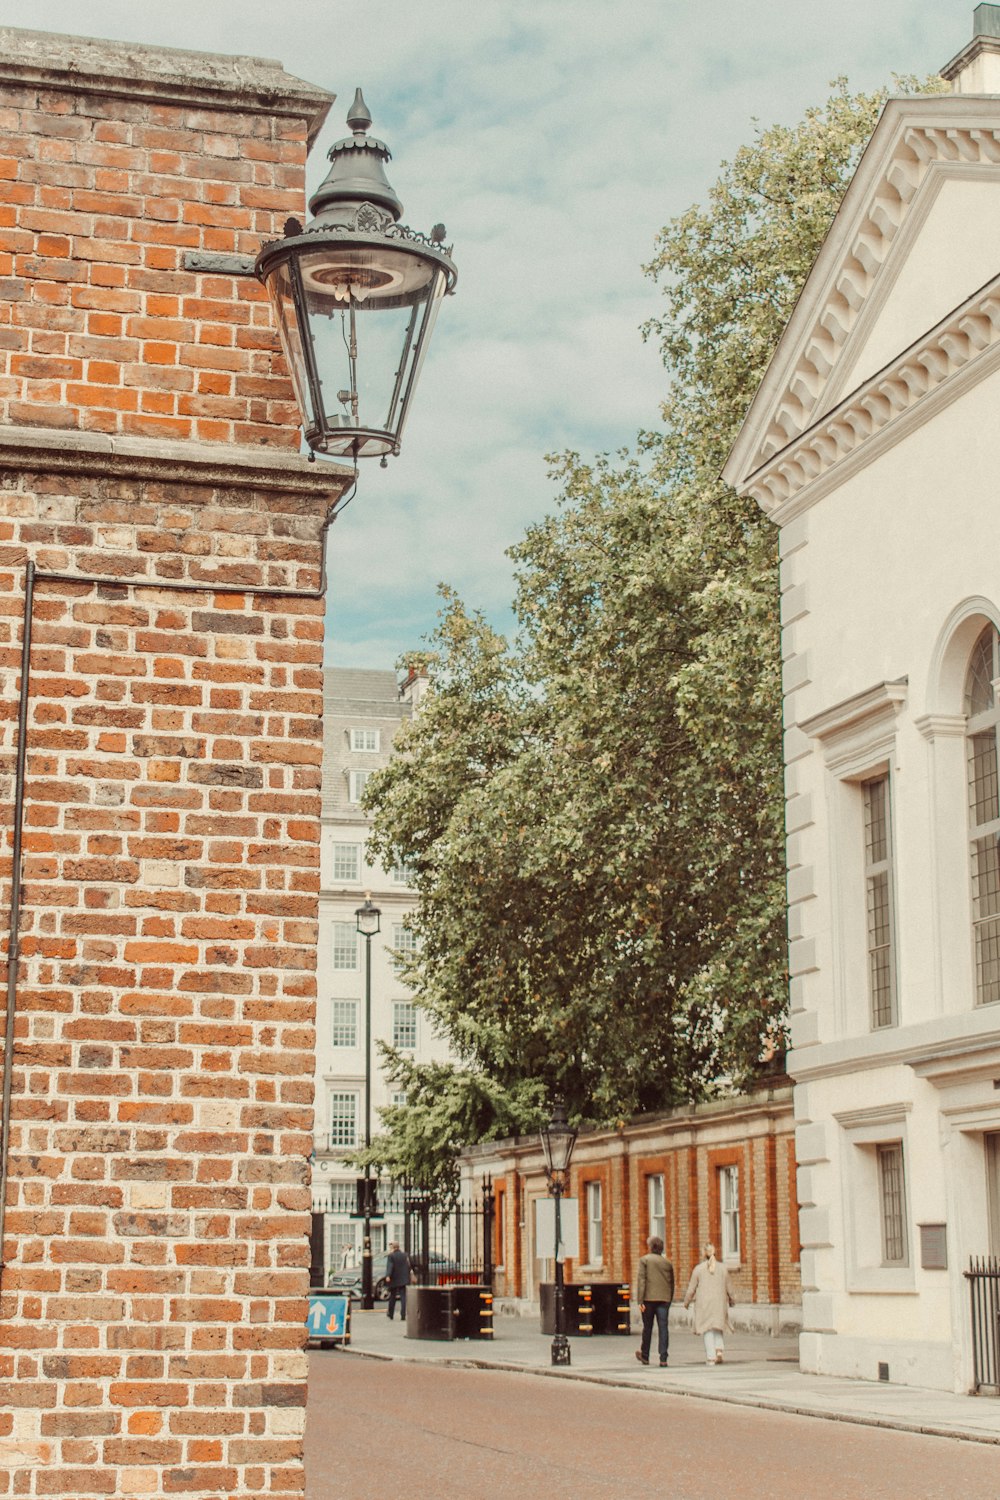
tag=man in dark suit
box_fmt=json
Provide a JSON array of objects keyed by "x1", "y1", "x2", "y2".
[
  {"x1": 635, "y1": 1234, "x2": 675, "y2": 1367},
  {"x1": 385, "y1": 1241, "x2": 411, "y2": 1321}
]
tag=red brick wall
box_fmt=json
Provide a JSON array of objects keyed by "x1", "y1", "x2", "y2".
[
  {"x1": 0, "y1": 448, "x2": 336, "y2": 1496},
  {"x1": 0, "y1": 66, "x2": 309, "y2": 445},
  {"x1": 0, "y1": 31, "x2": 340, "y2": 1500}
]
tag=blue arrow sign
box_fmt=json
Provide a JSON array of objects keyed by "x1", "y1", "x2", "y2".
[{"x1": 307, "y1": 1295, "x2": 349, "y2": 1340}]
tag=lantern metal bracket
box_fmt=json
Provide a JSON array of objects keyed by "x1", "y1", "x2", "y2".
[{"x1": 182, "y1": 250, "x2": 256, "y2": 277}]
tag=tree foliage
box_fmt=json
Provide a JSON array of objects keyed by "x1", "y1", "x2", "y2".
[{"x1": 359, "y1": 79, "x2": 940, "y2": 1184}]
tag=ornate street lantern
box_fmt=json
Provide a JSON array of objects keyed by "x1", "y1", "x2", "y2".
[
  {"x1": 255, "y1": 89, "x2": 457, "y2": 462},
  {"x1": 540, "y1": 1097, "x2": 578, "y2": 1183},
  {"x1": 355, "y1": 894, "x2": 382, "y2": 938}
]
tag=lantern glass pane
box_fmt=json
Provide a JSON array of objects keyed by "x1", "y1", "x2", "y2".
[
  {"x1": 267, "y1": 260, "x2": 310, "y2": 436},
  {"x1": 297, "y1": 248, "x2": 447, "y2": 455}
]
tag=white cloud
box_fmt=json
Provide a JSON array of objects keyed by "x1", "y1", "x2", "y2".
[{"x1": 21, "y1": 0, "x2": 972, "y2": 666}]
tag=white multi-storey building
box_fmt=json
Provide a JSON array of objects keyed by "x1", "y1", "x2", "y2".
[
  {"x1": 725, "y1": 8, "x2": 1000, "y2": 1393},
  {"x1": 312, "y1": 665, "x2": 442, "y2": 1272}
]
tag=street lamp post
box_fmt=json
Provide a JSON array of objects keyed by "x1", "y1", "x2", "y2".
[
  {"x1": 356, "y1": 895, "x2": 381, "y2": 1310},
  {"x1": 540, "y1": 1098, "x2": 578, "y2": 1367}
]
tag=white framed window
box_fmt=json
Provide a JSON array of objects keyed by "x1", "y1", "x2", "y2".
[
  {"x1": 719, "y1": 1165, "x2": 740, "y2": 1263},
  {"x1": 863, "y1": 775, "x2": 897, "y2": 1028},
  {"x1": 585, "y1": 1181, "x2": 603, "y2": 1265},
  {"x1": 328, "y1": 1092, "x2": 357, "y2": 1149},
  {"x1": 392, "y1": 1001, "x2": 417, "y2": 1050},
  {"x1": 328, "y1": 1221, "x2": 357, "y2": 1272},
  {"x1": 391, "y1": 1091, "x2": 408, "y2": 1109},
  {"x1": 877, "y1": 1142, "x2": 908, "y2": 1266},
  {"x1": 647, "y1": 1173, "x2": 665, "y2": 1244},
  {"x1": 967, "y1": 625, "x2": 1000, "y2": 1005},
  {"x1": 836, "y1": 1104, "x2": 914, "y2": 1292},
  {"x1": 350, "y1": 727, "x2": 380, "y2": 752},
  {"x1": 392, "y1": 921, "x2": 418, "y2": 971},
  {"x1": 332, "y1": 843, "x2": 361, "y2": 883},
  {"x1": 347, "y1": 769, "x2": 372, "y2": 804},
  {"x1": 332, "y1": 922, "x2": 358, "y2": 970},
  {"x1": 392, "y1": 859, "x2": 415, "y2": 885},
  {"x1": 330, "y1": 999, "x2": 358, "y2": 1048}
]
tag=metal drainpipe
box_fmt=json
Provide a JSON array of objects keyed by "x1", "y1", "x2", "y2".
[
  {"x1": 0, "y1": 480, "x2": 351, "y2": 1287},
  {"x1": 0, "y1": 559, "x2": 35, "y2": 1275}
]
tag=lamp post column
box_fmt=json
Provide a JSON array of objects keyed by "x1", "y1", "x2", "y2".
[
  {"x1": 361, "y1": 924, "x2": 374, "y2": 1310},
  {"x1": 356, "y1": 896, "x2": 381, "y2": 1312},
  {"x1": 552, "y1": 1176, "x2": 570, "y2": 1366},
  {"x1": 539, "y1": 1098, "x2": 577, "y2": 1368}
]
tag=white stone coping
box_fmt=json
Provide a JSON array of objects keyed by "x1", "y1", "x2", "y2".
[
  {"x1": 0, "y1": 26, "x2": 333, "y2": 145},
  {"x1": 0, "y1": 425, "x2": 353, "y2": 497}
]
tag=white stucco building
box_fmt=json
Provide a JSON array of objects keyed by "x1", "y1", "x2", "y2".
[
  {"x1": 312, "y1": 665, "x2": 446, "y2": 1270},
  {"x1": 725, "y1": 8, "x2": 1000, "y2": 1392}
]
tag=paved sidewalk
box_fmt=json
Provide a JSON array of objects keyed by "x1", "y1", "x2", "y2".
[{"x1": 331, "y1": 1305, "x2": 1000, "y2": 1446}]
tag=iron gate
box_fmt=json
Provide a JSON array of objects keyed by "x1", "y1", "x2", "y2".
[
  {"x1": 402, "y1": 1178, "x2": 495, "y2": 1287},
  {"x1": 966, "y1": 1255, "x2": 1000, "y2": 1392}
]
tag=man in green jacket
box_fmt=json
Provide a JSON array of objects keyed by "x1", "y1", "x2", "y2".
[{"x1": 635, "y1": 1235, "x2": 675, "y2": 1367}]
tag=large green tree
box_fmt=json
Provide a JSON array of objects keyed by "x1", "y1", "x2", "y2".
[{"x1": 359, "y1": 79, "x2": 939, "y2": 1193}]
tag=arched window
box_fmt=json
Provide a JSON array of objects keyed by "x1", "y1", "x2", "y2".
[{"x1": 966, "y1": 624, "x2": 1000, "y2": 1005}]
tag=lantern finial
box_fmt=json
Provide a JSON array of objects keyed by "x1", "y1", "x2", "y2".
[{"x1": 347, "y1": 88, "x2": 372, "y2": 135}]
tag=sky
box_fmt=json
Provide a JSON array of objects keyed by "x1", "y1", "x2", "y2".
[{"x1": 11, "y1": 1, "x2": 978, "y2": 669}]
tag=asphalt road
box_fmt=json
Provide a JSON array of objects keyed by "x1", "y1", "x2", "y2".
[{"x1": 305, "y1": 1354, "x2": 1000, "y2": 1499}]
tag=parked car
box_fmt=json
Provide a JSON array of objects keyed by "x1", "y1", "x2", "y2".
[
  {"x1": 410, "y1": 1253, "x2": 460, "y2": 1285},
  {"x1": 326, "y1": 1263, "x2": 388, "y2": 1302}
]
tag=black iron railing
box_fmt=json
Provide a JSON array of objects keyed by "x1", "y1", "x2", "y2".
[{"x1": 966, "y1": 1255, "x2": 1000, "y2": 1393}]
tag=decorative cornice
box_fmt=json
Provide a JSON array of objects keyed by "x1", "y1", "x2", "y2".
[
  {"x1": 758, "y1": 119, "x2": 1000, "y2": 460},
  {"x1": 832, "y1": 1102, "x2": 912, "y2": 1128},
  {"x1": 915, "y1": 712, "x2": 967, "y2": 742},
  {"x1": 746, "y1": 270, "x2": 1000, "y2": 518},
  {"x1": 789, "y1": 1013, "x2": 1000, "y2": 1084},
  {"x1": 725, "y1": 99, "x2": 1000, "y2": 496},
  {"x1": 799, "y1": 678, "x2": 908, "y2": 742}
]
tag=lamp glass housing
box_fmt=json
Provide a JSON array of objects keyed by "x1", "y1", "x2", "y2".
[
  {"x1": 355, "y1": 898, "x2": 382, "y2": 937},
  {"x1": 260, "y1": 236, "x2": 451, "y2": 459},
  {"x1": 540, "y1": 1100, "x2": 577, "y2": 1179}
]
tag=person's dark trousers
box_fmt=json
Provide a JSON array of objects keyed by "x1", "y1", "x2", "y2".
[
  {"x1": 640, "y1": 1301, "x2": 670, "y2": 1363},
  {"x1": 387, "y1": 1285, "x2": 407, "y2": 1320}
]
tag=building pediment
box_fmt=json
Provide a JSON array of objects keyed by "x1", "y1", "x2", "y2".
[{"x1": 724, "y1": 94, "x2": 1000, "y2": 516}]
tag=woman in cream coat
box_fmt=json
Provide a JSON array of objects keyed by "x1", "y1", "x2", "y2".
[{"x1": 683, "y1": 1242, "x2": 734, "y2": 1365}]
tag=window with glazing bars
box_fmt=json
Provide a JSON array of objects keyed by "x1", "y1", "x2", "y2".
[
  {"x1": 647, "y1": 1174, "x2": 665, "y2": 1244},
  {"x1": 877, "y1": 1142, "x2": 907, "y2": 1265},
  {"x1": 328, "y1": 1222, "x2": 357, "y2": 1269},
  {"x1": 330, "y1": 999, "x2": 357, "y2": 1047},
  {"x1": 332, "y1": 843, "x2": 361, "y2": 882},
  {"x1": 586, "y1": 1181, "x2": 603, "y2": 1263},
  {"x1": 328, "y1": 1092, "x2": 357, "y2": 1149},
  {"x1": 863, "y1": 775, "x2": 897, "y2": 1028},
  {"x1": 391, "y1": 922, "x2": 418, "y2": 971},
  {"x1": 967, "y1": 626, "x2": 1000, "y2": 1005},
  {"x1": 392, "y1": 1001, "x2": 417, "y2": 1049},
  {"x1": 347, "y1": 769, "x2": 371, "y2": 803},
  {"x1": 332, "y1": 922, "x2": 358, "y2": 970},
  {"x1": 719, "y1": 1164, "x2": 741, "y2": 1262},
  {"x1": 350, "y1": 727, "x2": 380, "y2": 752}
]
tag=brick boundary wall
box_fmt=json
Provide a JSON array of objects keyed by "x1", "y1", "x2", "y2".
[{"x1": 464, "y1": 1085, "x2": 801, "y2": 1327}]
